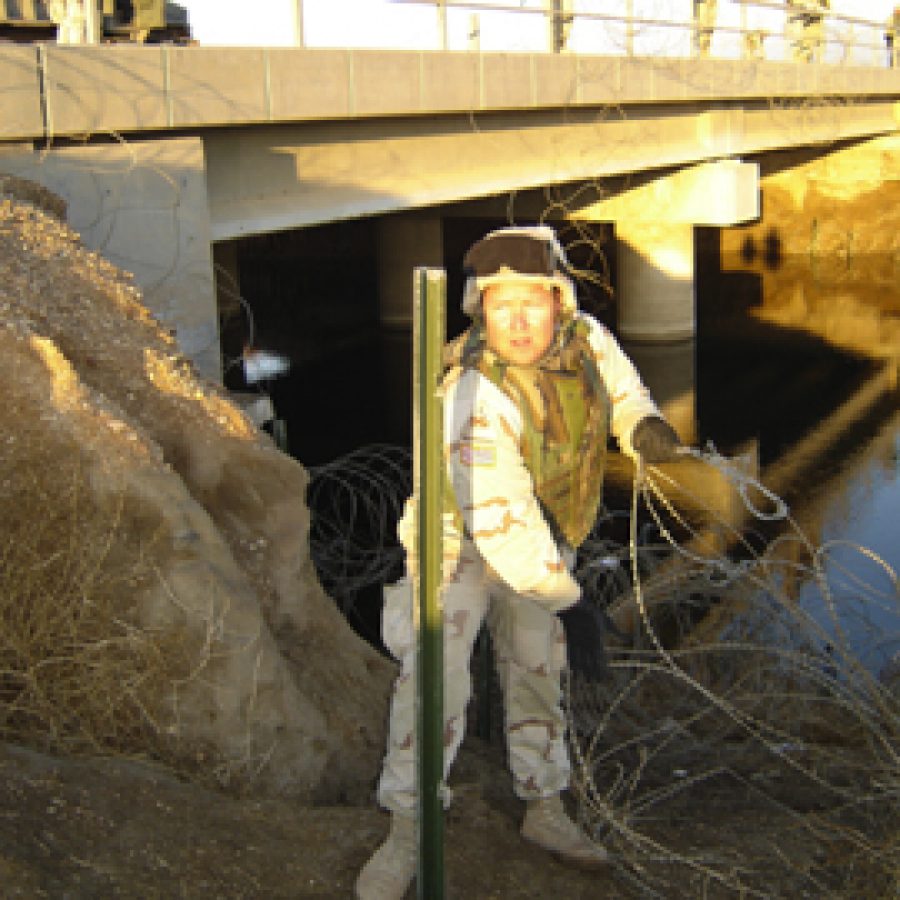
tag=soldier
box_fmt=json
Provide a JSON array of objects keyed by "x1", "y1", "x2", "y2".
[
  {"x1": 786, "y1": 0, "x2": 830, "y2": 63},
  {"x1": 355, "y1": 225, "x2": 680, "y2": 900}
]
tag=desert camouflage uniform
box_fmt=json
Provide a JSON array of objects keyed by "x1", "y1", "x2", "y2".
[{"x1": 376, "y1": 311, "x2": 660, "y2": 813}]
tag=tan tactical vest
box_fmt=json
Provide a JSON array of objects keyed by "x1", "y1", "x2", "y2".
[{"x1": 443, "y1": 318, "x2": 610, "y2": 548}]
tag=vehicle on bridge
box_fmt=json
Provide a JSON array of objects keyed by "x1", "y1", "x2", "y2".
[{"x1": 0, "y1": 0, "x2": 189, "y2": 43}]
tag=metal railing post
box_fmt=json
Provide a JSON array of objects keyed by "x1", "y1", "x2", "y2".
[
  {"x1": 390, "y1": 0, "x2": 892, "y2": 66},
  {"x1": 625, "y1": 0, "x2": 634, "y2": 56},
  {"x1": 468, "y1": 12, "x2": 480, "y2": 52},
  {"x1": 546, "y1": 0, "x2": 572, "y2": 54},
  {"x1": 85, "y1": 0, "x2": 101, "y2": 44},
  {"x1": 437, "y1": 0, "x2": 448, "y2": 50},
  {"x1": 294, "y1": 0, "x2": 304, "y2": 47},
  {"x1": 413, "y1": 267, "x2": 446, "y2": 900}
]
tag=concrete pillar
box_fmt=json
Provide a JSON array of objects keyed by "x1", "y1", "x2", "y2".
[
  {"x1": 622, "y1": 338, "x2": 697, "y2": 445},
  {"x1": 293, "y1": 0, "x2": 304, "y2": 46},
  {"x1": 615, "y1": 221, "x2": 696, "y2": 343},
  {"x1": 376, "y1": 213, "x2": 444, "y2": 328},
  {"x1": 468, "y1": 13, "x2": 481, "y2": 52},
  {"x1": 572, "y1": 160, "x2": 759, "y2": 343}
]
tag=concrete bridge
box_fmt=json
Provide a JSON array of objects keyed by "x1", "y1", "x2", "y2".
[{"x1": 2, "y1": 39, "x2": 900, "y2": 383}]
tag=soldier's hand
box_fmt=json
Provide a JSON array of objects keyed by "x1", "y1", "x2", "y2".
[
  {"x1": 631, "y1": 415, "x2": 681, "y2": 464},
  {"x1": 557, "y1": 599, "x2": 607, "y2": 681}
]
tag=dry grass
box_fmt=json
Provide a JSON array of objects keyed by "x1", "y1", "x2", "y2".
[
  {"x1": 0, "y1": 456, "x2": 206, "y2": 769},
  {"x1": 562, "y1": 460, "x2": 900, "y2": 899}
]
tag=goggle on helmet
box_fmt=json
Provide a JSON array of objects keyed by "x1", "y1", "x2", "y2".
[{"x1": 461, "y1": 225, "x2": 578, "y2": 319}]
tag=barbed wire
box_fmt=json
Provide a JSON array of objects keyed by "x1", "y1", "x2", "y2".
[
  {"x1": 307, "y1": 444, "x2": 412, "y2": 611},
  {"x1": 304, "y1": 430, "x2": 897, "y2": 894},
  {"x1": 564, "y1": 444, "x2": 899, "y2": 896}
]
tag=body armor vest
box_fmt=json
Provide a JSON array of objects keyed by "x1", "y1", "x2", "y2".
[{"x1": 444, "y1": 318, "x2": 610, "y2": 549}]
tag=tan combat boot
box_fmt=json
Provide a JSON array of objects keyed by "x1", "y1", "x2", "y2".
[
  {"x1": 521, "y1": 793, "x2": 610, "y2": 869},
  {"x1": 355, "y1": 813, "x2": 416, "y2": 900}
]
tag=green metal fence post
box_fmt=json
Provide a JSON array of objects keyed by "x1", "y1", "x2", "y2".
[{"x1": 413, "y1": 267, "x2": 446, "y2": 900}]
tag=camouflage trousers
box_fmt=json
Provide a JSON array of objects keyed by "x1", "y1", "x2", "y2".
[{"x1": 377, "y1": 539, "x2": 571, "y2": 814}]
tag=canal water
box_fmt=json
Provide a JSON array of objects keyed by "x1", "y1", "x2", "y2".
[
  {"x1": 793, "y1": 408, "x2": 899, "y2": 676},
  {"x1": 222, "y1": 215, "x2": 899, "y2": 673}
]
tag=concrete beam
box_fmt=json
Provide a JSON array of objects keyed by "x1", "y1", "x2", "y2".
[
  {"x1": 202, "y1": 91, "x2": 899, "y2": 240},
  {"x1": 5, "y1": 44, "x2": 900, "y2": 143},
  {"x1": 42, "y1": 45, "x2": 169, "y2": 136},
  {"x1": 572, "y1": 160, "x2": 760, "y2": 225},
  {"x1": 209, "y1": 111, "x2": 717, "y2": 239},
  {"x1": 0, "y1": 46, "x2": 43, "y2": 140}
]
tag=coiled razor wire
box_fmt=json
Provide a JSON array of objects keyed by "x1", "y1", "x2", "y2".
[
  {"x1": 306, "y1": 444, "x2": 412, "y2": 616},
  {"x1": 307, "y1": 440, "x2": 899, "y2": 897},
  {"x1": 566, "y1": 446, "x2": 899, "y2": 898},
  {"x1": 305, "y1": 442, "x2": 672, "y2": 626}
]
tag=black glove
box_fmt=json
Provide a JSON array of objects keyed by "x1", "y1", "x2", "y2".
[
  {"x1": 631, "y1": 415, "x2": 681, "y2": 464},
  {"x1": 557, "y1": 599, "x2": 607, "y2": 680}
]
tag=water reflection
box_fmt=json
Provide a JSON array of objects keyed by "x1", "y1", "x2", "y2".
[
  {"x1": 793, "y1": 411, "x2": 900, "y2": 678},
  {"x1": 696, "y1": 182, "x2": 900, "y2": 675}
]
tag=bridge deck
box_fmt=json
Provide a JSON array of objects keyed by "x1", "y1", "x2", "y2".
[{"x1": 3, "y1": 44, "x2": 900, "y2": 141}]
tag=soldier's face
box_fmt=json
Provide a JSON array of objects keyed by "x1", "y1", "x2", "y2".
[{"x1": 482, "y1": 282, "x2": 558, "y2": 366}]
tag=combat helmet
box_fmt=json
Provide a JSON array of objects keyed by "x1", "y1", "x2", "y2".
[{"x1": 461, "y1": 225, "x2": 578, "y2": 319}]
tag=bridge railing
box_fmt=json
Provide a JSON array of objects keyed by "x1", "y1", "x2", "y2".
[{"x1": 377, "y1": 0, "x2": 896, "y2": 67}]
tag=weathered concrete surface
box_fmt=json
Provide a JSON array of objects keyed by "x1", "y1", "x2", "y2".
[
  {"x1": 167, "y1": 46, "x2": 270, "y2": 127},
  {"x1": 575, "y1": 160, "x2": 759, "y2": 226},
  {"x1": 201, "y1": 98, "x2": 897, "y2": 240},
  {"x1": 5, "y1": 46, "x2": 900, "y2": 141},
  {"x1": 40, "y1": 44, "x2": 169, "y2": 136},
  {"x1": 0, "y1": 45, "x2": 43, "y2": 139}
]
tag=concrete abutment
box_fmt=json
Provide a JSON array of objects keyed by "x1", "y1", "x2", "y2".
[{"x1": 0, "y1": 136, "x2": 221, "y2": 382}]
